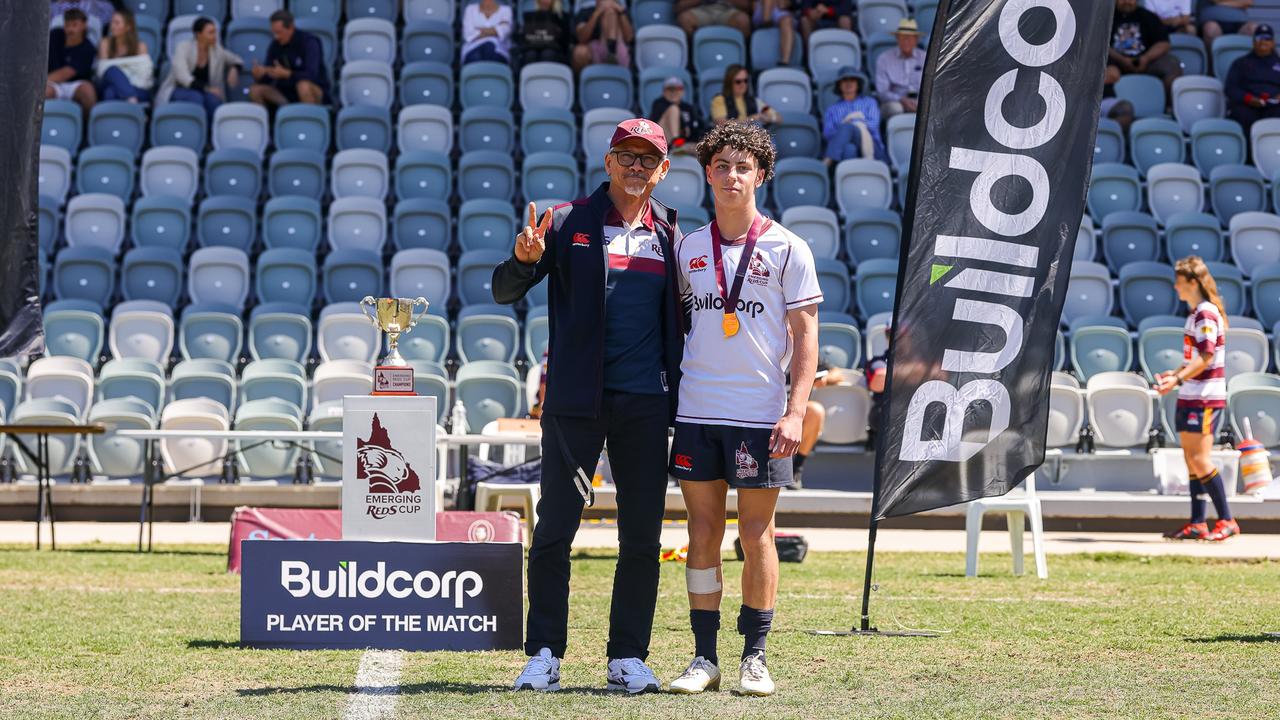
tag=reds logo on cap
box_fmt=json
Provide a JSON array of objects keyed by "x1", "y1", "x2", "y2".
[{"x1": 609, "y1": 118, "x2": 668, "y2": 155}]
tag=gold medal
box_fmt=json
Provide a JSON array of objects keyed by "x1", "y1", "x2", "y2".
[{"x1": 723, "y1": 312, "x2": 740, "y2": 337}]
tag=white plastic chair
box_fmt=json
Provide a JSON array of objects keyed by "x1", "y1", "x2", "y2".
[
  {"x1": 474, "y1": 420, "x2": 540, "y2": 546},
  {"x1": 964, "y1": 473, "x2": 1048, "y2": 579}
]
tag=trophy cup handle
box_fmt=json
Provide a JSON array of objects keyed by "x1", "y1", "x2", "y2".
[
  {"x1": 406, "y1": 296, "x2": 430, "y2": 330},
  {"x1": 359, "y1": 296, "x2": 379, "y2": 327}
]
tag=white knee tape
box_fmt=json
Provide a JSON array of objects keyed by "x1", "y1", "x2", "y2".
[{"x1": 686, "y1": 566, "x2": 722, "y2": 594}]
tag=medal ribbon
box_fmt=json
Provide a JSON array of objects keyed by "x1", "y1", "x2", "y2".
[{"x1": 709, "y1": 213, "x2": 769, "y2": 336}]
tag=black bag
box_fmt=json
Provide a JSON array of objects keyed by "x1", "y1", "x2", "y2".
[{"x1": 734, "y1": 532, "x2": 808, "y2": 563}]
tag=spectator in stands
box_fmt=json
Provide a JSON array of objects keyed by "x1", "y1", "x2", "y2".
[
  {"x1": 755, "y1": 0, "x2": 798, "y2": 67},
  {"x1": 793, "y1": 362, "x2": 844, "y2": 488},
  {"x1": 710, "y1": 64, "x2": 780, "y2": 126},
  {"x1": 571, "y1": 0, "x2": 635, "y2": 72},
  {"x1": 649, "y1": 76, "x2": 703, "y2": 154},
  {"x1": 796, "y1": 0, "x2": 854, "y2": 43},
  {"x1": 1106, "y1": 0, "x2": 1182, "y2": 96},
  {"x1": 51, "y1": 0, "x2": 114, "y2": 32},
  {"x1": 461, "y1": 0, "x2": 514, "y2": 64},
  {"x1": 47, "y1": 9, "x2": 97, "y2": 119},
  {"x1": 248, "y1": 10, "x2": 328, "y2": 109},
  {"x1": 875, "y1": 19, "x2": 925, "y2": 119},
  {"x1": 1202, "y1": 0, "x2": 1257, "y2": 49},
  {"x1": 676, "y1": 0, "x2": 753, "y2": 39},
  {"x1": 96, "y1": 9, "x2": 153, "y2": 104},
  {"x1": 1145, "y1": 0, "x2": 1197, "y2": 36},
  {"x1": 520, "y1": 0, "x2": 571, "y2": 66},
  {"x1": 822, "y1": 66, "x2": 884, "y2": 165},
  {"x1": 864, "y1": 334, "x2": 888, "y2": 449},
  {"x1": 157, "y1": 17, "x2": 243, "y2": 120},
  {"x1": 1225, "y1": 25, "x2": 1280, "y2": 130}
]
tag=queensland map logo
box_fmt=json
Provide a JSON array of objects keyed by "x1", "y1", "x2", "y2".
[{"x1": 357, "y1": 413, "x2": 423, "y2": 519}]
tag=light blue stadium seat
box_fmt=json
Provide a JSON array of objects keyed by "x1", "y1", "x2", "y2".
[
  {"x1": 635, "y1": 24, "x2": 689, "y2": 71},
  {"x1": 781, "y1": 206, "x2": 840, "y2": 260},
  {"x1": 814, "y1": 259, "x2": 851, "y2": 315},
  {"x1": 1253, "y1": 263, "x2": 1280, "y2": 328},
  {"x1": 179, "y1": 303, "x2": 243, "y2": 363},
  {"x1": 65, "y1": 194, "x2": 126, "y2": 253},
  {"x1": 343, "y1": 17, "x2": 396, "y2": 64},
  {"x1": 130, "y1": 196, "x2": 190, "y2": 251},
  {"x1": 1224, "y1": 316, "x2": 1269, "y2": 375},
  {"x1": 239, "y1": 360, "x2": 308, "y2": 413},
  {"x1": 756, "y1": 68, "x2": 812, "y2": 115},
  {"x1": 1169, "y1": 32, "x2": 1207, "y2": 75},
  {"x1": 347, "y1": 0, "x2": 397, "y2": 20},
  {"x1": 1129, "y1": 118, "x2": 1185, "y2": 176},
  {"x1": 1229, "y1": 211, "x2": 1280, "y2": 271},
  {"x1": 1137, "y1": 314, "x2": 1186, "y2": 381},
  {"x1": 460, "y1": 61, "x2": 515, "y2": 109},
  {"x1": 11, "y1": 397, "x2": 82, "y2": 477},
  {"x1": 692, "y1": 25, "x2": 745, "y2": 74},
  {"x1": 650, "y1": 155, "x2": 705, "y2": 213},
  {"x1": 327, "y1": 196, "x2": 387, "y2": 253},
  {"x1": 131, "y1": 12, "x2": 163, "y2": 61},
  {"x1": 1163, "y1": 212, "x2": 1223, "y2": 261},
  {"x1": 1114, "y1": 74, "x2": 1166, "y2": 119},
  {"x1": 268, "y1": 148, "x2": 326, "y2": 200},
  {"x1": 520, "y1": 62, "x2": 575, "y2": 111},
  {"x1": 295, "y1": 20, "x2": 337, "y2": 64},
  {"x1": 1206, "y1": 261, "x2": 1245, "y2": 315},
  {"x1": 886, "y1": 113, "x2": 916, "y2": 171},
  {"x1": 1191, "y1": 118, "x2": 1247, "y2": 179},
  {"x1": 582, "y1": 107, "x2": 634, "y2": 161},
  {"x1": 125, "y1": 0, "x2": 170, "y2": 24},
  {"x1": 1063, "y1": 261, "x2": 1114, "y2": 325},
  {"x1": 695, "y1": 73, "x2": 723, "y2": 118},
  {"x1": 331, "y1": 148, "x2": 389, "y2": 200},
  {"x1": 235, "y1": 398, "x2": 304, "y2": 480},
  {"x1": 204, "y1": 148, "x2": 263, "y2": 199},
  {"x1": 174, "y1": 0, "x2": 226, "y2": 16},
  {"x1": 255, "y1": 248, "x2": 317, "y2": 306},
  {"x1": 771, "y1": 157, "x2": 829, "y2": 212},
  {"x1": 579, "y1": 65, "x2": 633, "y2": 111},
  {"x1": 404, "y1": 360, "x2": 449, "y2": 422},
  {"x1": 289, "y1": 0, "x2": 338, "y2": 23},
  {"x1": 39, "y1": 145, "x2": 72, "y2": 205},
  {"x1": 835, "y1": 159, "x2": 893, "y2": 216},
  {"x1": 1074, "y1": 215, "x2": 1096, "y2": 262},
  {"x1": 677, "y1": 206, "x2": 710, "y2": 236},
  {"x1": 864, "y1": 33, "x2": 898, "y2": 81},
  {"x1": 458, "y1": 150, "x2": 517, "y2": 202},
  {"x1": 340, "y1": 59, "x2": 395, "y2": 108},
  {"x1": 457, "y1": 249, "x2": 507, "y2": 306},
  {"x1": 750, "y1": 26, "x2": 802, "y2": 71},
  {"x1": 140, "y1": 146, "x2": 200, "y2": 202},
  {"x1": 459, "y1": 106, "x2": 516, "y2": 153},
  {"x1": 808, "y1": 28, "x2": 861, "y2": 82},
  {"x1": 88, "y1": 101, "x2": 147, "y2": 153},
  {"x1": 773, "y1": 113, "x2": 822, "y2": 161},
  {"x1": 632, "y1": 0, "x2": 674, "y2": 27},
  {"x1": 336, "y1": 106, "x2": 392, "y2": 152},
  {"x1": 169, "y1": 358, "x2": 237, "y2": 409},
  {"x1": 818, "y1": 312, "x2": 862, "y2": 369},
  {"x1": 233, "y1": 0, "x2": 282, "y2": 18},
  {"x1": 108, "y1": 300, "x2": 175, "y2": 365},
  {"x1": 274, "y1": 104, "x2": 330, "y2": 153},
  {"x1": 188, "y1": 247, "x2": 251, "y2": 309},
  {"x1": 317, "y1": 302, "x2": 379, "y2": 362},
  {"x1": 454, "y1": 361, "x2": 523, "y2": 431},
  {"x1": 521, "y1": 108, "x2": 577, "y2": 156},
  {"x1": 249, "y1": 302, "x2": 313, "y2": 363},
  {"x1": 394, "y1": 150, "x2": 451, "y2": 202},
  {"x1": 1094, "y1": 117, "x2": 1125, "y2": 165},
  {"x1": 399, "y1": 60, "x2": 454, "y2": 108},
  {"x1": 457, "y1": 304, "x2": 521, "y2": 364},
  {"x1": 1145, "y1": 162, "x2": 1203, "y2": 225},
  {"x1": 524, "y1": 305, "x2": 549, "y2": 364},
  {"x1": 522, "y1": 153, "x2": 579, "y2": 207},
  {"x1": 226, "y1": 17, "x2": 272, "y2": 66},
  {"x1": 855, "y1": 258, "x2": 897, "y2": 317},
  {"x1": 458, "y1": 199, "x2": 519, "y2": 253},
  {"x1": 323, "y1": 248, "x2": 383, "y2": 303},
  {"x1": 396, "y1": 306, "x2": 450, "y2": 364},
  {"x1": 638, "y1": 67, "x2": 693, "y2": 114},
  {"x1": 262, "y1": 196, "x2": 322, "y2": 251},
  {"x1": 845, "y1": 208, "x2": 901, "y2": 264},
  {"x1": 1070, "y1": 315, "x2": 1133, "y2": 381},
  {"x1": 1118, "y1": 260, "x2": 1178, "y2": 325},
  {"x1": 212, "y1": 102, "x2": 269, "y2": 154},
  {"x1": 393, "y1": 198, "x2": 451, "y2": 252},
  {"x1": 75, "y1": 146, "x2": 135, "y2": 201},
  {"x1": 397, "y1": 104, "x2": 453, "y2": 154},
  {"x1": 38, "y1": 195, "x2": 59, "y2": 258},
  {"x1": 1172, "y1": 75, "x2": 1225, "y2": 134},
  {"x1": 1209, "y1": 164, "x2": 1266, "y2": 225},
  {"x1": 88, "y1": 397, "x2": 157, "y2": 477},
  {"x1": 41, "y1": 100, "x2": 82, "y2": 154},
  {"x1": 121, "y1": 247, "x2": 184, "y2": 305},
  {"x1": 1211, "y1": 34, "x2": 1252, "y2": 82},
  {"x1": 197, "y1": 196, "x2": 257, "y2": 250},
  {"x1": 43, "y1": 299, "x2": 105, "y2": 363},
  {"x1": 1229, "y1": 383, "x2": 1280, "y2": 448},
  {"x1": 857, "y1": 0, "x2": 907, "y2": 37},
  {"x1": 402, "y1": 19, "x2": 454, "y2": 66},
  {"x1": 405, "y1": 0, "x2": 453, "y2": 22},
  {"x1": 1251, "y1": 119, "x2": 1280, "y2": 179},
  {"x1": 1101, "y1": 211, "x2": 1160, "y2": 272},
  {"x1": 1088, "y1": 162, "x2": 1143, "y2": 222}
]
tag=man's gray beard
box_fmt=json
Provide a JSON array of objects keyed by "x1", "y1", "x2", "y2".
[{"x1": 622, "y1": 179, "x2": 648, "y2": 196}]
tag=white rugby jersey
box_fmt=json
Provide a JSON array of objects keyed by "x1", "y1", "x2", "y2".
[
  {"x1": 674, "y1": 217, "x2": 824, "y2": 428},
  {"x1": 1177, "y1": 300, "x2": 1226, "y2": 408}
]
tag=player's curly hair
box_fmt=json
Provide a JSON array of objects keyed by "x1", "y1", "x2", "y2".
[{"x1": 695, "y1": 120, "x2": 777, "y2": 182}]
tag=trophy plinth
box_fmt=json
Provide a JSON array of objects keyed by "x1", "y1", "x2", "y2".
[{"x1": 360, "y1": 296, "x2": 430, "y2": 396}]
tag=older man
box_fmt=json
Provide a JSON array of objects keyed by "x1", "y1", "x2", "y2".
[
  {"x1": 493, "y1": 119, "x2": 683, "y2": 694},
  {"x1": 1226, "y1": 26, "x2": 1280, "y2": 130},
  {"x1": 249, "y1": 9, "x2": 328, "y2": 109},
  {"x1": 875, "y1": 18, "x2": 926, "y2": 119}
]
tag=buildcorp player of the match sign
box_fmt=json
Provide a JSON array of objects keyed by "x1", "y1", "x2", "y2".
[{"x1": 341, "y1": 395, "x2": 437, "y2": 541}]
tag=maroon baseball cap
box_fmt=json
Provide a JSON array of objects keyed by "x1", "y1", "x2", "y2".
[{"x1": 609, "y1": 118, "x2": 668, "y2": 156}]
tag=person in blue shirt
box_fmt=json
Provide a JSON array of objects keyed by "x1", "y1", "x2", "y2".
[
  {"x1": 1225, "y1": 25, "x2": 1280, "y2": 131},
  {"x1": 821, "y1": 66, "x2": 884, "y2": 165},
  {"x1": 46, "y1": 8, "x2": 98, "y2": 118},
  {"x1": 248, "y1": 9, "x2": 328, "y2": 109}
]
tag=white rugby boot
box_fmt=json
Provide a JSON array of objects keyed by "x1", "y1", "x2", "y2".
[
  {"x1": 737, "y1": 651, "x2": 775, "y2": 696},
  {"x1": 605, "y1": 657, "x2": 661, "y2": 694},
  {"x1": 513, "y1": 647, "x2": 561, "y2": 692},
  {"x1": 668, "y1": 656, "x2": 722, "y2": 694}
]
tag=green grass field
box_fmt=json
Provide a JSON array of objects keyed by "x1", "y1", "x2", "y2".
[{"x1": 0, "y1": 543, "x2": 1277, "y2": 719}]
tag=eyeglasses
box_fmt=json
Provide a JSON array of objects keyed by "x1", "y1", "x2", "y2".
[
  {"x1": 610, "y1": 151, "x2": 663, "y2": 170},
  {"x1": 734, "y1": 78, "x2": 749, "y2": 85}
]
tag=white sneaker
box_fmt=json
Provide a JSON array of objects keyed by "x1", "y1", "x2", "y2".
[
  {"x1": 737, "y1": 652, "x2": 775, "y2": 696},
  {"x1": 513, "y1": 648, "x2": 561, "y2": 692},
  {"x1": 605, "y1": 657, "x2": 661, "y2": 694},
  {"x1": 668, "y1": 656, "x2": 721, "y2": 694}
]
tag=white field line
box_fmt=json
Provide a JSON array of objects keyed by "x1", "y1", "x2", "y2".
[{"x1": 343, "y1": 650, "x2": 403, "y2": 720}]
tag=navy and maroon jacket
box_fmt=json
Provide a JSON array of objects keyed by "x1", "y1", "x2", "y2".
[{"x1": 491, "y1": 183, "x2": 684, "y2": 421}]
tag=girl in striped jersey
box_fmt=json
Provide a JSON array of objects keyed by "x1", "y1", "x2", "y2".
[{"x1": 1155, "y1": 257, "x2": 1241, "y2": 542}]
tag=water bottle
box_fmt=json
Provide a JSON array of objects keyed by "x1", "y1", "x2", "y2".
[{"x1": 451, "y1": 399, "x2": 468, "y2": 435}]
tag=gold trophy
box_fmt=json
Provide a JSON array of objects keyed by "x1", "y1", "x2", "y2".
[{"x1": 359, "y1": 296, "x2": 430, "y2": 395}]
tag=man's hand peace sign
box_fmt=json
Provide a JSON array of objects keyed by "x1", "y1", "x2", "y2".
[{"x1": 515, "y1": 202, "x2": 553, "y2": 264}]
